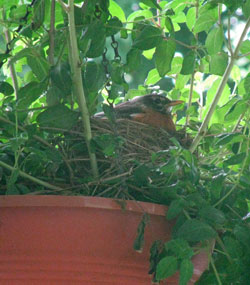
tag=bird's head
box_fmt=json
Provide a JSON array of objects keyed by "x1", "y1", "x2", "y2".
[{"x1": 130, "y1": 94, "x2": 184, "y2": 114}]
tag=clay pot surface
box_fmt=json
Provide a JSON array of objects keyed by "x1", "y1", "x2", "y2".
[{"x1": 0, "y1": 196, "x2": 209, "y2": 284}]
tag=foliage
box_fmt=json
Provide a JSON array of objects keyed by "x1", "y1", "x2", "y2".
[{"x1": 0, "y1": 0, "x2": 250, "y2": 284}]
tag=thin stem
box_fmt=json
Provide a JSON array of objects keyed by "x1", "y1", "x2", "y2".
[
  {"x1": 48, "y1": 0, "x2": 56, "y2": 65},
  {"x1": 157, "y1": 0, "x2": 161, "y2": 26},
  {"x1": 210, "y1": 256, "x2": 222, "y2": 285},
  {"x1": 67, "y1": 0, "x2": 99, "y2": 177},
  {"x1": 216, "y1": 236, "x2": 233, "y2": 264},
  {"x1": 0, "y1": 161, "x2": 62, "y2": 191},
  {"x1": 189, "y1": 17, "x2": 250, "y2": 153},
  {"x1": 185, "y1": 69, "x2": 195, "y2": 128},
  {"x1": 238, "y1": 51, "x2": 250, "y2": 58},
  {"x1": 227, "y1": 15, "x2": 233, "y2": 55},
  {"x1": 2, "y1": 10, "x2": 19, "y2": 99},
  {"x1": 232, "y1": 112, "x2": 245, "y2": 132}
]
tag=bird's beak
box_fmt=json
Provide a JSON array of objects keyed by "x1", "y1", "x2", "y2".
[{"x1": 168, "y1": 100, "x2": 184, "y2": 107}]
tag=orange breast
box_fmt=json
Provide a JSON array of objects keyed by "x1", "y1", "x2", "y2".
[{"x1": 131, "y1": 109, "x2": 176, "y2": 132}]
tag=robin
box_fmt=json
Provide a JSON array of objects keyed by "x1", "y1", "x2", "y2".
[{"x1": 94, "y1": 94, "x2": 184, "y2": 133}]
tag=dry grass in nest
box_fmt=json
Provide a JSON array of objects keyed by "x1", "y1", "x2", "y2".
[
  {"x1": 69, "y1": 118, "x2": 192, "y2": 180},
  {"x1": 29, "y1": 118, "x2": 193, "y2": 197}
]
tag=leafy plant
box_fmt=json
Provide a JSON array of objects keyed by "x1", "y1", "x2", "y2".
[{"x1": 0, "y1": 0, "x2": 250, "y2": 284}]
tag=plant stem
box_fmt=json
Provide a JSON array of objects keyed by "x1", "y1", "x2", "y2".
[
  {"x1": 2, "y1": 10, "x2": 19, "y2": 99},
  {"x1": 210, "y1": 256, "x2": 222, "y2": 285},
  {"x1": 185, "y1": 71, "x2": 195, "y2": 128},
  {"x1": 48, "y1": 0, "x2": 56, "y2": 66},
  {"x1": 66, "y1": 0, "x2": 99, "y2": 177},
  {"x1": 189, "y1": 17, "x2": 250, "y2": 153},
  {"x1": 0, "y1": 161, "x2": 62, "y2": 191}
]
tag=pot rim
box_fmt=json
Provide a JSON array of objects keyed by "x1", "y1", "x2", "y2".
[{"x1": 0, "y1": 195, "x2": 167, "y2": 216}]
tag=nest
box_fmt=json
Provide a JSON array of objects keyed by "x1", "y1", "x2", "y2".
[
  {"x1": 10, "y1": 118, "x2": 192, "y2": 198},
  {"x1": 67, "y1": 118, "x2": 192, "y2": 182}
]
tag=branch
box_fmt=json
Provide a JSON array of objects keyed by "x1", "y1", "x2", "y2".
[
  {"x1": 0, "y1": 160, "x2": 62, "y2": 191},
  {"x1": 67, "y1": 0, "x2": 99, "y2": 177},
  {"x1": 189, "y1": 17, "x2": 250, "y2": 153}
]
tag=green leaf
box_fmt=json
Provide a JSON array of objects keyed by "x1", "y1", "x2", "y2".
[
  {"x1": 133, "y1": 25, "x2": 163, "y2": 50},
  {"x1": 224, "y1": 236, "x2": 244, "y2": 259},
  {"x1": 124, "y1": 89, "x2": 147, "y2": 100},
  {"x1": 0, "y1": 53, "x2": 11, "y2": 62},
  {"x1": 209, "y1": 52, "x2": 228, "y2": 76},
  {"x1": 91, "y1": 133, "x2": 122, "y2": 157},
  {"x1": 9, "y1": 4, "x2": 26, "y2": 19},
  {"x1": 0, "y1": 81, "x2": 14, "y2": 96},
  {"x1": 234, "y1": 224, "x2": 250, "y2": 249},
  {"x1": 133, "y1": 213, "x2": 150, "y2": 252},
  {"x1": 126, "y1": 10, "x2": 153, "y2": 30},
  {"x1": 46, "y1": 85, "x2": 61, "y2": 105},
  {"x1": 6, "y1": 184, "x2": 20, "y2": 195},
  {"x1": 198, "y1": 206, "x2": 226, "y2": 227},
  {"x1": 33, "y1": 0, "x2": 46, "y2": 30},
  {"x1": 231, "y1": 65, "x2": 241, "y2": 82},
  {"x1": 205, "y1": 27, "x2": 224, "y2": 55},
  {"x1": 109, "y1": 83, "x2": 126, "y2": 100},
  {"x1": 106, "y1": 16, "x2": 123, "y2": 36},
  {"x1": 50, "y1": 61, "x2": 72, "y2": 96},
  {"x1": 156, "y1": 256, "x2": 178, "y2": 280},
  {"x1": 180, "y1": 51, "x2": 196, "y2": 75},
  {"x1": 80, "y1": 20, "x2": 106, "y2": 58},
  {"x1": 175, "y1": 74, "x2": 190, "y2": 90},
  {"x1": 244, "y1": 74, "x2": 250, "y2": 91},
  {"x1": 179, "y1": 259, "x2": 194, "y2": 285},
  {"x1": 160, "y1": 157, "x2": 178, "y2": 174},
  {"x1": 145, "y1": 68, "x2": 161, "y2": 85},
  {"x1": 176, "y1": 219, "x2": 217, "y2": 242},
  {"x1": 165, "y1": 238, "x2": 194, "y2": 259},
  {"x1": 224, "y1": 152, "x2": 246, "y2": 166},
  {"x1": 242, "y1": 0, "x2": 250, "y2": 18},
  {"x1": 17, "y1": 82, "x2": 47, "y2": 110},
  {"x1": 37, "y1": 104, "x2": 79, "y2": 130},
  {"x1": 240, "y1": 40, "x2": 250, "y2": 60},
  {"x1": 164, "y1": 0, "x2": 187, "y2": 14},
  {"x1": 140, "y1": 0, "x2": 162, "y2": 10},
  {"x1": 225, "y1": 100, "x2": 247, "y2": 122},
  {"x1": 215, "y1": 133, "x2": 244, "y2": 146},
  {"x1": 8, "y1": 48, "x2": 32, "y2": 66},
  {"x1": 109, "y1": 0, "x2": 126, "y2": 22},
  {"x1": 83, "y1": 61, "x2": 106, "y2": 93},
  {"x1": 167, "y1": 199, "x2": 185, "y2": 220},
  {"x1": 133, "y1": 164, "x2": 151, "y2": 185},
  {"x1": 193, "y1": 8, "x2": 218, "y2": 33},
  {"x1": 165, "y1": 17, "x2": 174, "y2": 33},
  {"x1": 186, "y1": 7, "x2": 196, "y2": 31},
  {"x1": 167, "y1": 56, "x2": 183, "y2": 74},
  {"x1": 110, "y1": 60, "x2": 125, "y2": 84},
  {"x1": 126, "y1": 48, "x2": 142, "y2": 72},
  {"x1": 27, "y1": 55, "x2": 49, "y2": 81},
  {"x1": 142, "y1": 48, "x2": 155, "y2": 60},
  {"x1": 155, "y1": 39, "x2": 176, "y2": 77}
]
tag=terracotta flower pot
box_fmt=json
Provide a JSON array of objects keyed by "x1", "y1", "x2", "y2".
[{"x1": 0, "y1": 196, "x2": 210, "y2": 284}]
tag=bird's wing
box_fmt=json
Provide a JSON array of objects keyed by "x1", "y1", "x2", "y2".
[{"x1": 93, "y1": 100, "x2": 145, "y2": 119}]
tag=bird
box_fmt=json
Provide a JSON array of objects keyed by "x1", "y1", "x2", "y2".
[{"x1": 94, "y1": 94, "x2": 184, "y2": 133}]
